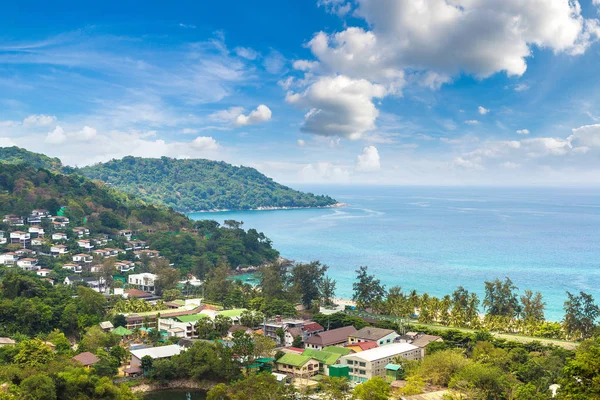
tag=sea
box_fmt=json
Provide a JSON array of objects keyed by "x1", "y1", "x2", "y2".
[{"x1": 189, "y1": 186, "x2": 600, "y2": 321}]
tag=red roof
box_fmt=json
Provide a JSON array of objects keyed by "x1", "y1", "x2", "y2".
[
  {"x1": 303, "y1": 322, "x2": 324, "y2": 333},
  {"x1": 346, "y1": 341, "x2": 379, "y2": 351},
  {"x1": 124, "y1": 288, "x2": 153, "y2": 298},
  {"x1": 287, "y1": 347, "x2": 304, "y2": 354},
  {"x1": 72, "y1": 352, "x2": 100, "y2": 366}
]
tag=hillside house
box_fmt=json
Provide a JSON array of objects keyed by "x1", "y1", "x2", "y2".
[
  {"x1": 52, "y1": 232, "x2": 68, "y2": 241},
  {"x1": 0, "y1": 253, "x2": 18, "y2": 265},
  {"x1": 305, "y1": 326, "x2": 358, "y2": 350},
  {"x1": 3, "y1": 215, "x2": 24, "y2": 226},
  {"x1": 30, "y1": 209, "x2": 50, "y2": 218},
  {"x1": 0, "y1": 231, "x2": 6, "y2": 245},
  {"x1": 10, "y1": 231, "x2": 30, "y2": 246},
  {"x1": 125, "y1": 240, "x2": 148, "y2": 251},
  {"x1": 31, "y1": 238, "x2": 44, "y2": 246},
  {"x1": 64, "y1": 276, "x2": 105, "y2": 291},
  {"x1": 128, "y1": 272, "x2": 157, "y2": 293},
  {"x1": 115, "y1": 261, "x2": 135, "y2": 273},
  {"x1": 28, "y1": 226, "x2": 45, "y2": 238},
  {"x1": 51, "y1": 244, "x2": 68, "y2": 256},
  {"x1": 276, "y1": 354, "x2": 320, "y2": 378},
  {"x1": 134, "y1": 249, "x2": 160, "y2": 259},
  {"x1": 62, "y1": 263, "x2": 83, "y2": 273},
  {"x1": 129, "y1": 345, "x2": 183, "y2": 369},
  {"x1": 73, "y1": 253, "x2": 93, "y2": 263},
  {"x1": 16, "y1": 258, "x2": 39, "y2": 271},
  {"x1": 72, "y1": 227, "x2": 90, "y2": 237},
  {"x1": 36, "y1": 268, "x2": 52, "y2": 277},
  {"x1": 77, "y1": 239, "x2": 94, "y2": 251},
  {"x1": 119, "y1": 230, "x2": 132, "y2": 240}
]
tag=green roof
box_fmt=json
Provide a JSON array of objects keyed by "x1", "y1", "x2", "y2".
[
  {"x1": 256, "y1": 357, "x2": 275, "y2": 363},
  {"x1": 176, "y1": 314, "x2": 210, "y2": 323},
  {"x1": 218, "y1": 308, "x2": 247, "y2": 318},
  {"x1": 323, "y1": 346, "x2": 352, "y2": 356},
  {"x1": 277, "y1": 353, "x2": 313, "y2": 367},
  {"x1": 385, "y1": 364, "x2": 402, "y2": 371},
  {"x1": 302, "y1": 349, "x2": 340, "y2": 365},
  {"x1": 111, "y1": 326, "x2": 133, "y2": 336}
]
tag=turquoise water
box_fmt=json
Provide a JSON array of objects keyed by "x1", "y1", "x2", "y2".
[{"x1": 189, "y1": 186, "x2": 600, "y2": 320}]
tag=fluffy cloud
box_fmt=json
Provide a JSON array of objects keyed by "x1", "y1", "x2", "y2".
[
  {"x1": 478, "y1": 106, "x2": 490, "y2": 115},
  {"x1": 235, "y1": 105, "x2": 272, "y2": 126},
  {"x1": 286, "y1": 75, "x2": 386, "y2": 139},
  {"x1": 516, "y1": 129, "x2": 530, "y2": 135},
  {"x1": 356, "y1": 145, "x2": 381, "y2": 172},
  {"x1": 318, "y1": 0, "x2": 352, "y2": 16},
  {"x1": 297, "y1": 139, "x2": 306, "y2": 147},
  {"x1": 45, "y1": 126, "x2": 67, "y2": 144},
  {"x1": 300, "y1": 162, "x2": 351, "y2": 182},
  {"x1": 23, "y1": 114, "x2": 56, "y2": 127},
  {"x1": 190, "y1": 136, "x2": 219, "y2": 150},
  {"x1": 76, "y1": 126, "x2": 97, "y2": 141},
  {"x1": 569, "y1": 124, "x2": 600, "y2": 148},
  {"x1": 464, "y1": 120, "x2": 479, "y2": 125},
  {"x1": 234, "y1": 47, "x2": 259, "y2": 60}
]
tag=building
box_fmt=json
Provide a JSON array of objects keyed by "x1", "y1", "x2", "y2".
[
  {"x1": 0, "y1": 338, "x2": 16, "y2": 347},
  {"x1": 304, "y1": 325, "x2": 358, "y2": 350},
  {"x1": 403, "y1": 333, "x2": 444, "y2": 349},
  {"x1": 0, "y1": 231, "x2": 6, "y2": 245},
  {"x1": 115, "y1": 261, "x2": 135, "y2": 273},
  {"x1": 129, "y1": 345, "x2": 184, "y2": 368},
  {"x1": 62, "y1": 263, "x2": 83, "y2": 273},
  {"x1": 302, "y1": 321, "x2": 325, "y2": 340},
  {"x1": 72, "y1": 352, "x2": 100, "y2": 368},
  {"x1": 119, "y1": 230, "x2": 133, "y2": 240},
  {"x1": 0, "y1": 252, "x2": 18, "y2": 266},
  {"x1": 128, "y1": 272, "x2": 157, "y2": 293},
  {"x1": 64, "y1": 276, "x2": 105, "y2": 291},
  {"x1": 264, "y1": 319, "x2": 305, "y2": 342},
  {"x1": 134, "y1": 249, "x2": 160, "y2": 259},
  {"x1": 77, "y1": 239, "x2": 94, "y2": 251},
  {"x1": 50, "y1": 244, "x2": 68, "y2": 256},
  {"x1": 16, "y1": 258, "x2": 39, "y2": 271},
  {"x1": 73, "y1": 254, "x2": 93, "y2": 263},
  {"x1": 10, "y1": 231, "x2": 30, "y2": 246},
  {"x1": 36, "y1": 268, "x2": 52, "y2": 278},
  {"x1": 3, "y1": 215, "x2": 24, "y2": 226},
  {"x1": 345, "y1": 341, "x2": 379, "y2": 353},
  {"x1": 340, "y1": 343, "x2": 423, "y2": 383},
  {"x1": 52, "y1": 232, "x2": 68, "y2": 241},
  {"x1": 302, "y1": 348, "x2": 342, "y2": 375},
  {"x1": 348, "y1": 327, "x2": 400, "y2": 347},
  {"x1": 276, "y1": 353, "x2": 320, "y2": 378},
  {"x1": 28, "y1": 226, "x2": 45, "y2": 238},
  {"x1": 30, "y1": 209, "x2": 50, "y2": 218},
  {"x1": 31, "y1": 238, "x2": 44, "y2": 246},
  {"x1": 72, "y1": 227, "x2": 90, "y2": 237}
]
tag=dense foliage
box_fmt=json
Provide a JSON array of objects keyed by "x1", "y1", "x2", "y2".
[
  {"x1": 0, "y1": 146, "x2": 62, "y2": 171},
  {"x1": 78, "y1": 156, "x2": 337, "y2": 211}
]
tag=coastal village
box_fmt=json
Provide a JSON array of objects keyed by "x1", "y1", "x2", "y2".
[{"x1": 0, "y1": 208, "x2": 448, "y2": 398}]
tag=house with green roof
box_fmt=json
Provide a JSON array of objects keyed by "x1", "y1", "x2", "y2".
[
  {"x1": 217, "y1": 308, "x2": 247, "y2": 322},
  {"x1": 302, "y1": 349, "x2": 342, "y2": 376},
  {"x1": 322, "y1": 346, "x2": 352, "y2": 356},
  {"x1": 276, "y1": 353, "x2": 320, "y2": 377}
]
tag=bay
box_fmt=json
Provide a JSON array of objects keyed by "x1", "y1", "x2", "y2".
[{"x1": 189, "y1": 186, "x2": 600, "y2": 321}]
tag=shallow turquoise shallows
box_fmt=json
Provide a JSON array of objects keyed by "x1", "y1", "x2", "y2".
[{"x1": 189, "y1": 186, "x2": 600, "y2": 321}]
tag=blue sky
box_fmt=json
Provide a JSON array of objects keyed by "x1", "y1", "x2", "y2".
[{"x1": 2, "y1": 0, "x2": 600, "y2": 185}]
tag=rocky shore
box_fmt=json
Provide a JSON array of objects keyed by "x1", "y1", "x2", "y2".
[
  {"x1": 130, "y1": 379, "x2": 215, "y2": 394},
  {"x1": 192, "y1": 202, "x2": 349, "y2": 213}
]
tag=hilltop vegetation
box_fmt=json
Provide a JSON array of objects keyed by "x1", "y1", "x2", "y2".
[
  {"x1": 79, "y1": 156, "x2": 337, "y2": 212},
  {"x1": 0, "y1": 147, "x2": 338, "y2": 212}
]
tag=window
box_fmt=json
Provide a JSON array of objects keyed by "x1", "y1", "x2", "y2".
[
  {"x1": 359, "y1": 362, "x2": 366, "y2": 367},
  {"x1": 387, "y1": 339, "x2": 391, "y2": 343},
  {"x1": 379, "y1": 340, "x2": 383, "y2": 345},
  {"x1": 347, "y1": 360, "x2": 354, "y2": 365},
  {"x1": 359, "y1": 370, "x2": 366, "y2": 375}
]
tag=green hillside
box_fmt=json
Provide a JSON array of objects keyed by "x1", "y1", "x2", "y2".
[
  {"x1": 0, "y1": 146, "x2": 62, "y2": 171},
  {"x1": 78, "y1": 156, "x2": 338, "y2": 212}
]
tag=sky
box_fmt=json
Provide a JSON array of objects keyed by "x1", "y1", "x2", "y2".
[{"x1": 2, "y1": 0, "x2": 600, "y2": 186}]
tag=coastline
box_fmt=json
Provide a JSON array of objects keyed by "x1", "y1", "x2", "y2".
[
  {"x1": 131, "y1": 379, "x2": 215, "y2": 394},
  {"x1": 189, "y1": 202, "x2": 348, "y2": 214}
]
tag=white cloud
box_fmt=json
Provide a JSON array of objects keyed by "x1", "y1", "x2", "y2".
[
  {"x1": 45, "y1": 126, "x2": 67, "y2": 144},
  {"x1": 356, "y1": 145, "x2": 381, "y2": 172},
  {"x1": 235, "y1": 47, "x2": 259, "y2": 60},
  {"x1": 569, "y1": 124, "x2": 600, "y2": 148},
  {"x1": 501, "y1": 162, "x2": 521, "y2": 169},
  {"x1": 297, "y1": 139, "x2": 306, "y2": 147},
  {"x1": 23, "y1": 114, "x2": 56, "y2": 127},
  {"x1": 464, "y1": 120, "x2": 479, "y2": 125},
  {"x1": 293, "y1": 60, "x2": 319, "y2": 71},
  {"x1": 478, "y1": 106, "x2": 490, "y2": 115},
  {"x1": 300, "y1": 162, "x2": 351, "y2": 182},
  {"x1": 179, "y1": 23, "x2": 196, "y2": 29},
  {"x1": 286, "y1": 75, "x2": 386, "y2": 139},
  {"x1": 263, "y1": 50, "x2": 286, "y2": 74},
  {"x1": 513, "y1": 83, "x2": 530, "y2": 92},
  {"x1": 0, "y1": 137, "x2": 16, "y2": 147},
  {"x1": 208, "y1": 107, "x2": 246, "y2": 123},
  {"x1": 234, "y1": 105, "x2": 272, "y2": 126},
  {"x1": 181, "y1": 128, "x2": 199, "y2": 134},
  {"x1": 318, "y1": 0, "x2": 352, "y2": 16},
  {"x1": 190, "y1": 136, "x2": 218, "y2": 151},
  {"x1": 516, "y1": 129, "x2": 530, "y2": 135},
  {"x1": 76, "y1": 126, "x2": 97, "y2": 141}
]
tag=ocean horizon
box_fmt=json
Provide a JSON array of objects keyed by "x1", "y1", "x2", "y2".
[{"x1": 189, "y1": 185, "x2": 600, "y2": 321}]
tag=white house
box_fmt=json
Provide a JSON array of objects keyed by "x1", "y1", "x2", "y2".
[
  {"x1": 52, "y1": 232, "x2": 68, "y2": 241},
  {"x1": 36, "y1": 268, "x2": 52, "y2": 277},
  {"x1": 119, "y1": 230, "x2": 133, "y2": 240},
  {"x1": 0, "y1": 231, "x2": 6, "y2": 245},
  {"x1": 0, "y1": 252, "x2": 18, "y2": 265},
  {"x1": 128, "y1": 272, "x2": 157, "y2": 293},
  {"x1": 31, "y1": 238, "x2": 44, "y2": 246},
  {"x1": 134, "y1": 249, "x2": 160, "y2": 259},
  {"x1": 340, "y1": 343, "x2": 424, "y2": 383},
  {"x1": 72, "y1": 227, "x2": 90, "y2": 237},
  {"x1": 73, "y1": 253, "x2": 93, "y2": 263},
  {"x1": 51, "y1": 245, "x2": 68, "y2": 256},
  {"x1": 129, "y1": 345, "x2": 183, "y2": 368},
  {"x1": 3, "y1": 215, "x2": 24, "y2": 226},
  {"x1": 115, "y1": 261, "x2": 136, "y2": 273},
  {"x1": 64, "y1": 276, "x2": 105, "y2": 292},
  {"x1": 28, "y1": 226, "x2": 45, "y2": 238},
  {"x1": 77, "y1": 239, "x2": 94, "y2": 251},
  {"x1": 31, "y1": 209, "x2": 50, "y2": 218},
  {"x1": 10, "y1": 231, "x2": 30, "y2": 246},
  {"x1": 62, "y1": 263, "x2": 83, "y2": 273},
  {"x1": 17, "y1": 258, "x2": 39, "y2": 271}
]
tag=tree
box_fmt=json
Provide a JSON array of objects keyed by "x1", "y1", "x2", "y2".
[
  {"x1": 19, "y1": 374, "x2": 56, "y2": 400},
  {"x1": 259, "y1": 259, "x2": 292, "y2": 302},
  {"x1": 150, "y1": 359, "x2": 176, "y2": 384},
  {"x1": 450, "y1": 286, "x2": 470, "y2": 327},
  {"x1": 292, "y1": 261, "x2": 328, "y2": 309},
  {"x1": 214, "y1": 314, "x2": 233, "y2": 336},
  {"x1": 154, "y1": 266, "x2": 180, "y2": 296},
  {"x1": 45, "y1": 329, "x2": 71, "y2": 354},
  {"x1": 520, "y1": 290, "x2": 546, "y2": 334},
  {"x1": 275, "y1": 327, "x2": 285, "y2": 346},
  {"x1": 207, "y1": 372, "x2": 296, "y2": 400},
  {"x1": 253, "y1": 334, "x2": 276, "y2": 359},
  {"x1": 13, "y1": 339, "x2": 55, "y2": 368},
  {"x1": 385, "y1": 286, "x2": 411, "y2": 318},
  {"x1": 564, "y1": 291, "x2": 599, "y2": 339},
  {"x1": 353, "y1": 377, "x2": 390, "y2": 400},
  {"x1": 204, "y1": 263, "x2": 233, "y2": 303},
  {"x1": 318, "y1": 376, "x2": 352, "y2": 400},
  {"x1": 141, "y1": 355, "x2": 153, "y2": 375},
  {"x1": 113, "y1": 314, "x2": 127, "y2": 328},
  {"x1": 75, "y1": 286, "x2": 107, "y2": 321},
  {"x1": 319, "y1": 275, "x2": 337, "y2": 307},
  {"x1": 292, "y1": 335, "x2": 303, "y2": 348},
  {"x1": 231, "y1": 330, "x2": 254, "y2": 365},
  {"x1": 110, "y1": 345, "x2": 127, "y2": 365},
  {"x1": 559, "y1": 337, "x2": 600, "y2": 398},
  {"x1": 240, "y1": 310, "x2": 264, "y2": 329},
  {"x1": 483, "y1": 277, "x2": 521, "y2": 318},
  {"x1": 352, "y1": 266, "x2": 386, "y2": 311}
]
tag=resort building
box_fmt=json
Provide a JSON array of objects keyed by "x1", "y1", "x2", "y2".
[
  {"x1": 128, "y1": 272, "x2": 157, "y2": 293},
  {"x1": 276, "y1": 353, "x2": 320, "y2": 378},
  {"x1": 340, "y1": 343, "x2": 423, "y2": 383},
  {"x1": 129, "y1": 345, "x2": 184, "y2": 368},
  {"x1": 304, "y1": 325, "x2": 357, "y2": 350},
  {"x1": 348, "y1": 327, "x2": 400, "y2": 347}
]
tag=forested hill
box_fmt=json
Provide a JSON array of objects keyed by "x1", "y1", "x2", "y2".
[
  {"x1": 78, "y1": 156, "x2": 338, "y2": 212},
  {"x1": 0, "y1": 146, "x2": 62, "y2": 171}
]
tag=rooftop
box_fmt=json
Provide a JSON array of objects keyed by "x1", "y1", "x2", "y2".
[
  {"x1": 130, "y1": 344, "x2": 183, "y2": 360},
  {"x1": 175, "y1": 313, "x2": 210, "y2": 323},
  {"x1": 302, "y1": 349, "x2": 340, "y2": 365},
  {"x1": 72, "y1": 352, "x2": 100, "y2": 366},
  {"x1": 322, "y1": 346, "x2": 352, "y2": 356},
  {"x1": 343, "y1": 343, "x2": 419, "y2": 362},
  {"x1": 277, "y1": 353, "x2": 312, "y2": 367},
  {"x1": 304, "y1": 325, "x2": 357, "y2": 346},
  {"x1": 218, "y1": 308, "x2": 247, "y2": 318},
  {"x1": 351, "y1": 327, "x2": 397, "y2": 341},
  {"x1": 346, "y1": 341, "x2": 379, "y2": 351}
]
